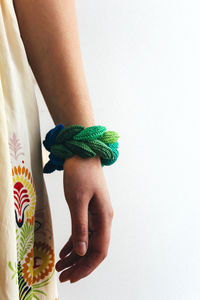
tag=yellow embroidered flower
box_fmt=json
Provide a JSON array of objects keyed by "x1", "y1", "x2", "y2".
[{"x1": 33, "y1": 241, "x2": 55, "y2": 283}]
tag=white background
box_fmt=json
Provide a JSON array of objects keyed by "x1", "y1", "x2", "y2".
[{"x1": 35, "y1": 0, "x2": 200, "y2": 299}]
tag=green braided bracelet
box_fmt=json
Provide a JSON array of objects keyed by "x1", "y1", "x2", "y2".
[{"x1": 43, "y1": 124, "x2": 120, "y2": 173}]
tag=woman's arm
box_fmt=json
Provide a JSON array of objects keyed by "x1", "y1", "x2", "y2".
[
  {"x1": 13, "y1": 0, "x2": 114, "y2": 284},
  {"x1": 13, "y1": 0, "x2": 95, "y2": 127}
]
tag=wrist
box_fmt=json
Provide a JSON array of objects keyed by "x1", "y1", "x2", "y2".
[{"x1": 63, "y1": 154, "x2": 101, "y2": 168}]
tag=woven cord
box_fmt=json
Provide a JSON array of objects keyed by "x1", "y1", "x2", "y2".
[{"x1": 43, "y1": 124, "x2": 119, "y2": 173}]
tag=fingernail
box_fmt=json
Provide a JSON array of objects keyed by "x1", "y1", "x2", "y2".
[{"x1": 76, "y1": 241, "x2": 87, "y2": 255}]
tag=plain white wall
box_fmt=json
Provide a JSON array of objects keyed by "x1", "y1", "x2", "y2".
[{"x1": 35, "y1": 0, "x2": 200, "y2": 299}]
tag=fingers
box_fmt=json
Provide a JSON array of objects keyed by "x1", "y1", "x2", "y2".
[
  {"x1": 56, "y1": 250, "x2": 81, "y2": 272},
  {"x1": 69, "y1": 196, "x2": 89, "y2": 256},
  {"x1": 58, "y1": 195, "x2": 114, "y2": 283},
  {"x1": 58, "y1": 247, "x2": 102, "y2": 283},
  {"x1": 59, "y1": 264, "x2": 77, "y2": 283},
  {"x1": 59, "y1": 236, "x2": 73, "y2": 259},
  {"x1": 69, "y1": 233, "x2": 110, "y2": 283},
  {"x1": 57, "y1": 187, "x2": 114, "y2": 283}
]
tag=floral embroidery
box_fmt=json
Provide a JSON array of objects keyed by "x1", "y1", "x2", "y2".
[
  {"x1": 12, "y1": 165, "x2": 36, "y2": 228},
  {"x1": 9, "y1": 132, "x2": 25, "y2": 160},
  {"x1": 21, "y1": 241, "x2": 55, "y2": 286},
  {"x1": 32, "y1": 241, "x2": 55, "y2": 283},
  {"x1": 8, "y1": 132, "x2": 57, "y2": 299}
]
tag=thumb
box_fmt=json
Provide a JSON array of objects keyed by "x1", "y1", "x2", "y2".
[{"x1": 70, "y1": 199, "x2": 88, "y2": 256}]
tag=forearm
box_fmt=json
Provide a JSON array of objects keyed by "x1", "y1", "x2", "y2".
[{"x1": 13, "y1": 0, "x2": 95, "y2": 127}]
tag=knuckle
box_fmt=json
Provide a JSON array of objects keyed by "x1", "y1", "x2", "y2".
[
  {"x1": 70, "y1": 193, "x2": 87, "y2": 204},
  {"x1": 107, "y1": 207, "x2": 114, "y2": 219}
]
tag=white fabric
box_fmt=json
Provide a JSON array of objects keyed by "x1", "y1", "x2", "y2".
[{"x1": 0, "y1": 0, "x2": 59, "y2": 298}]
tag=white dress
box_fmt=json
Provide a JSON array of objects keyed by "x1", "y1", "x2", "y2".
[{"x1": 0, "y1": 0, "x2": 59, "y2": 298}]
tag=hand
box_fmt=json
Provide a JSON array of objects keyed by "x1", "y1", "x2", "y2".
[{"x1": 55, "y1": 155, "x2": 114, "y2": 283}]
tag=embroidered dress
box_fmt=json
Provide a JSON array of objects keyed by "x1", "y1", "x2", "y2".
[{"x1": 0, "y1": 0, "x2": 59, "y2": 298}]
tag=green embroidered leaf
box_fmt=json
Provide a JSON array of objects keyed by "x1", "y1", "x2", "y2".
[
  {"x1": 8, "y1": 261, "x2": 13, "y2": 271},
  {"x1": 32, "y1": 295, "x2": 40, "y2": 300},
  {"x1": 18, "y1": 221, "x2": 34, "y2": 261},
  {"x1": 73, "y1": 125, "x2": 107, "y2": 141},
  {"x1": 17, "y1": 243, "x2": 19, "y2": 261},
  {"x1": 8, "y1": 260, "x2": 18, "y2": 281},
  {"x1": 32, "y1": 289, "x2": 47, "y2": 296},
  {"x1": 25, "y1": 293, "x2": 36, "y2": 300},
  {"x1": 55, "y1": 125, "x2": 84, "y2": 144}
]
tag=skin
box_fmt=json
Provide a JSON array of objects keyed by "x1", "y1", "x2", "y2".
[{"x1": 13, "y1": 0, "x2": 114, "y2": 283}]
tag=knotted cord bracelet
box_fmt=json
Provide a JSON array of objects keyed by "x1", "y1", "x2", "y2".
[{"x1": 42, "y1": 124, "x2": 120, "y2": 173}]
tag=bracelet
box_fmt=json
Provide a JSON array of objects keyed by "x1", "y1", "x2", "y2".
[{"x1": 42, "y1": 124, "x2": 120, "y2": 173}]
